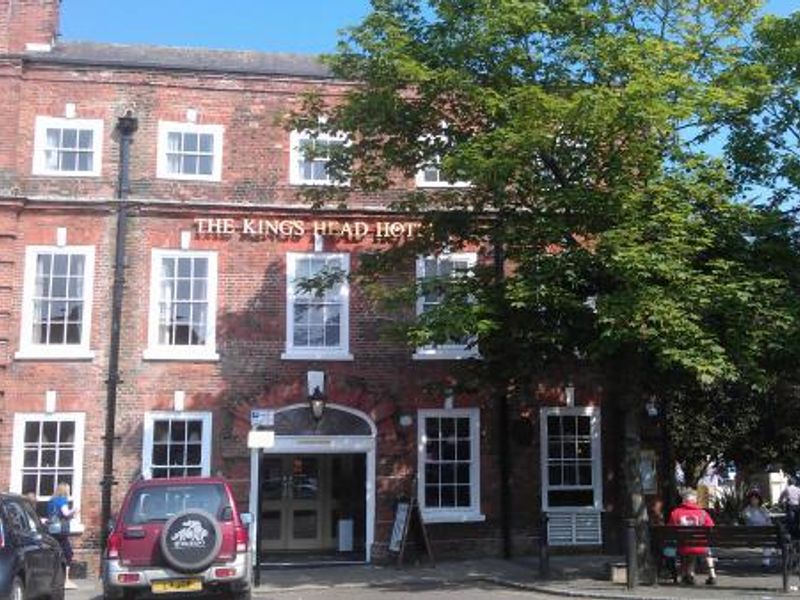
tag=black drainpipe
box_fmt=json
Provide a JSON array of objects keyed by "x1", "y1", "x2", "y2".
[{"x1": 100, "y1": 112, "x2": 138, "y2": 557}]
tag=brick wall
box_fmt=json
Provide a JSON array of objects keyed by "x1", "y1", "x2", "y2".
[{"x1": 0, "y1": 0, "x2": 60, "y2": 54}]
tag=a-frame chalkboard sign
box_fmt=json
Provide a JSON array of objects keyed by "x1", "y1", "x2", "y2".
[{"x1": 388, "y1": 496, "x2": 435, "y2": 567}]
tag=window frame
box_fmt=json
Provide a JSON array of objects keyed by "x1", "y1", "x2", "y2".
[
  {"x1": 282, "y1": 252, "x2": 352, "y2": 361},
  {"x1": 413, "y1": 252, "x2": 479, "y2": 360},
  {"x1": 143, "y1": 249, "x2": 219, "y2": 362},
  {"x1": 414, "y1": 162, "x2": 471, "y2": 189},
  {"x1": 540, "y1": 406, "x2": 603, "y2": 513},
  {"x1": 32, "y1": 116, "x2": 104, "y2": 177},
  {"x1": 417, "y1": 408, "x2": 484, "y2": 523},
  {"x1": 141, "y1": 411, "x2": 213, "y2": 479},
  {"x1": 9, "y1": 412, "x2": 86, "y2": 532},
  {"x1": 16, "y1": 245, "x2": 96, "y2": 361},
  {"x1": 156, "y1": 121, "x2": 224, "y2": 182},
  {"x1": 289, "y1": 130, "x2": 349, "y2": 187}
]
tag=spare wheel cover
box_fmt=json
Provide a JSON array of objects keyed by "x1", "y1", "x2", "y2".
[{"x1": 160, "y1": 510, "x2": 223, "y2": 573}]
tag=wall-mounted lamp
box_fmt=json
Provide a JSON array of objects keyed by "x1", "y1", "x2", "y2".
[
  {"x1": 645, "y1": 396, "x2": 659, "y2": 417},
  {"x1": 309, "y1": 386, "x2": 326, "y2": 420},
  {"x1": 307, "y1": 370, "x2": 326, "y2": 420},
  {"x1": 564, "y1": 383, "x2": 575, "y2": 407}
]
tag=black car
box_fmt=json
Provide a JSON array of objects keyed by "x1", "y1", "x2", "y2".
[{"x1": 0, "y1": 494, "x2": 65, "y2": 600}]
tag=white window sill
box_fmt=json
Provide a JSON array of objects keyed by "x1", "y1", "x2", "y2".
[
  {"x1": 420, "y1": 510, "x2": 486, "y2": 524},
  {"x1": 281, "y1": 351, "x2": 354, "y2": 362},
  {"x1": 413, "y1": 349, "x2": 480, "y2": 361},
  {"x1": 289, "y1": 180, "x2": 351, "y2": 187},
  {"x1": 15, "y1": 348, "x2": 95, "y2": 361},
  {"x1": 32, "y1": 170, "x2": 101, "y2": 178},
  {"x1": 143, "y1": 348, "x2": 220, "y2": 362},
  {"x1": 415, "y1": 182, "x2": 472, "y2": 189},
  {"x1": 156, "y1": 173, "x2": 221, "y2": 183}
]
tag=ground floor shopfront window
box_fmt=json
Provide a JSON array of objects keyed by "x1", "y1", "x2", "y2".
[{"x1": 540, "y1": 406, "x2": 603, "y2": 546}]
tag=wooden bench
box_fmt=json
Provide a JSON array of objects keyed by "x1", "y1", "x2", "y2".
[{"x1": 650, "y1": 525, "x2": 800, "y2": 592}]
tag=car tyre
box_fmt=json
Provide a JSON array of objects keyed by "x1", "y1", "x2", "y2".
[{"x1": 11, "y1": 577, "x2": 24, "y2": 600}]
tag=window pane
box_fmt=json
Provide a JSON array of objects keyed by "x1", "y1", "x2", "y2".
[
  {"x1": 61, "y1": 151, "x2": 77, "y2": 171},
  {"x1": 193, "y1": 259, "x2": 208, "y2": 278},
  {"x1": 199, "y1": 134, "x2": 213, "y2": 153},
  {"x1": 177, "y1": 258, "x2": 192, "y2": 278},
  {"x1": 23, "y1": 450, "x2": 37, "y2": 467},
  {"x1": 425, "y1": 418, "x2": 439, "y2": 439},
  {"x1": 78, "y1": 130, "x2": 93, "y2": 149},
  {"x1": 51, "y1": 277, "x2": 67, "y2": 298},
  {"x1": 198, "y1": 155, "x2": 213, "y2": 175},
  {"x1": 176, "y1": 280, "x2": 191, "y2": 300},
  {"x1": 42, "y1": 422, "x2": 57, "y2": 444},
  {"x1": 182, "y1": 155, "x2": 197, "y2": 174},
  {"x1": 77, "y1": 152, "x2": 93, "y2": 172},
  {"x1": 46, "y1": 128, "x2": 60, "y2": 148},
  {"x1": 170, "y1": 420, "x2": 186, "y2": 442},
  {"x1": 60, "y1": 422, "x2": 75, "y2": 443},
  {"x1": 24, "y1": 422, "x2": 40, "y2": 443},
  {"x1": 62, "y1": 129, "x2": 77, "y2": 148},
  {"x1": 183, "y1": 133, "x2": 198, "y2": 152},
  {"x1": 53, "y1": 254, "x2": 68, "y2": 276},
  {"x1": 167, "y1": 153, "x2": 181, "y2": 173},
  {"x1": 441, "y1": 485, "x2": 455, "y2": 507},
  {"x1": 167, "y1": 132, "x2": 182, "y2": 152},
  {"x1": 65, "y1": 323, "x2": 81, "y2": 344}
]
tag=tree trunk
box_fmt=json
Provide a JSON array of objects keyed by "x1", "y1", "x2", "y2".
[{"x1": 622, "y1": 403, "x2": 653, "y2": 583}]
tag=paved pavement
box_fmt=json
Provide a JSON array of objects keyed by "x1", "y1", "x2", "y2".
[{"x1": 64, "y1": 553, "x2": 800, "y2": 599}]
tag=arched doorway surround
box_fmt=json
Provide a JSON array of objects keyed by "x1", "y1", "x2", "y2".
[{"x1": 248, "y1": 403, "x2": 377, "y2": 563}]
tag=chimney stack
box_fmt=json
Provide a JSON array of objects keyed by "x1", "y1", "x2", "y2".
[{"x1": 0, "y1": 0, "x2": 61, "y2": 54}]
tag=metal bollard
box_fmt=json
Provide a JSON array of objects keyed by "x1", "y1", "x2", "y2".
[
  {"x1": 539, "y1": 513, "x2": 550, "y2": 579},
  {"x1": 626, "y1": 518, "x2": 637, "y2": 590}
]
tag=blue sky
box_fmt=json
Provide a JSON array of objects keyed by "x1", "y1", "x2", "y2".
[{"x1": 60, "y1": 0, "x2": 797, "y2": 54}]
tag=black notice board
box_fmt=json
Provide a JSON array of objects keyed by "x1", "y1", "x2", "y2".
[{"x1": 388, "y1": 497, "x2": 434, "y2": 566}]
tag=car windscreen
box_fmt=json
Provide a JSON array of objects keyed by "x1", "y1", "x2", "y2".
[{"x1": 124, "y1": 484, "x2": 229, "y2": 525}]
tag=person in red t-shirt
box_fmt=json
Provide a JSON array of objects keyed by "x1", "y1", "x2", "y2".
[{"x1": 668, "y1": 489, "x2": 717, "y2": 585}]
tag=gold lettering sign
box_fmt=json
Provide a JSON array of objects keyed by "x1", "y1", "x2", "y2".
[{"x1": 194, "y1": 218, "x2": 420, "y2": 241}]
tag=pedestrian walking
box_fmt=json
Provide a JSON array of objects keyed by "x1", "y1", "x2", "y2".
[
  {"x1": 47, "y1": 482, "x2": 79, "y2": 590},
  {"x1": 779, "y1": 476, "x2": 800, "y2": 538},
  {"x1": 668, "y1": 488, "x2": 718, "y2": 585}
]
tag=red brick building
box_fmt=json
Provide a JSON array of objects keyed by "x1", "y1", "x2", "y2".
[{"x1": 0, "y1": 0, "x2": 623, "y2": 572}]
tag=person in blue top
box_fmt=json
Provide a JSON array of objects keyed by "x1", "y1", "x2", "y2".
[{"x1": 47, "y1": 482, "x2": 78, "y2": 590}]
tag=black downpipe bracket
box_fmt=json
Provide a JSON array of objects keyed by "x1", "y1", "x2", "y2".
[{"x1": 100, "y1": 113, "x2": 138, "y2": 557}]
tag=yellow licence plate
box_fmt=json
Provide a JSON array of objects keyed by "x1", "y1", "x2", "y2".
[{"x1": 151, "y1": 579, "x2": 203, "y2": 594}]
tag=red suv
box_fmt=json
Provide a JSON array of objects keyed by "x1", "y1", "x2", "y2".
[{"x1": 102, "y1": 477, "x2": 251, "y2": 600}]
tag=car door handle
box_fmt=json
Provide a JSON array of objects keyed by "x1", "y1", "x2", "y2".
[{"x1": 123, "y1": 529, "x2": 146, "y2": 539}]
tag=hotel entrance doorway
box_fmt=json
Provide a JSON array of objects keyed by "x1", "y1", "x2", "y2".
[{"x1": 259, "y1": 454, "x2": 366, "y2": 556}]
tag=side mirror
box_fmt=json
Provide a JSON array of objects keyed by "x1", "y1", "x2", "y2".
[{"x1": 240, "y1": 512, "x2": 253, "y2": 526}]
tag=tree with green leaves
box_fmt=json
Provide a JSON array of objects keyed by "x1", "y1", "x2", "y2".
[
  {"x1": 726, "y1": 11, "x2": 800, "y2": 210},
  {"x1": 291, "y1": 0, "x2": 800, "y2": 578}
]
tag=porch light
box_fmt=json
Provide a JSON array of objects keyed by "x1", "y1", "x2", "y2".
[{"x1": 309, "y1": 386, "x2": 326, "y2": 420}]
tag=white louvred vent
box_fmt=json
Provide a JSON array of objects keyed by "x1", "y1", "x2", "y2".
[{"x1": 547, "y1": 511, "x2": 602, "y2": 546}]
